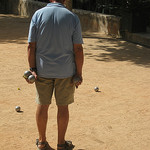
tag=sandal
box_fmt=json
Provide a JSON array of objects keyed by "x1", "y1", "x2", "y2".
[
  {"x1": 57, "y1": 141, "x2": 75, "y2": 150},
  {"x1": 36, "y1": 139, "x2": 51, "y2": 150}
]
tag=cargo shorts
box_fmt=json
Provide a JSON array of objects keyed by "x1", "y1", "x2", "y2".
[{"x1": 35, "y1": 76, "x2": 75, "y2": 105}]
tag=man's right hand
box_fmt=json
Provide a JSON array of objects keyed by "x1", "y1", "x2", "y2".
[{"x1": 72, "y1": 74, "x2": 83, "y2": 88}]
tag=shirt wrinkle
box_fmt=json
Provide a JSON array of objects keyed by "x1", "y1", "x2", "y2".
[{"x1": 28, "y1": 3, "x2": 83, "y2": 78}]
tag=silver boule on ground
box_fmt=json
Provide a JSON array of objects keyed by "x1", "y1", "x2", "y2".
[
  {"x1": 94, "y1": 87, "x2": 99, "y2": 92},
  {"x1": 15, "y1": 106, "x2": 21, "y2": 112}
]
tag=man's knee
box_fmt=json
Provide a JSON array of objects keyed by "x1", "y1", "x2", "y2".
[
  {"x1": 57, "y1": 105, "x2": 69, "y2": 115},
  {"x1": 37, "y1": 104, "x2": 50, "y2": 115}
]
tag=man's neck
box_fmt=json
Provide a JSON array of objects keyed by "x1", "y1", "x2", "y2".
[{"x1": 50, "y1": 0, "x2": 64, "y2": 4}]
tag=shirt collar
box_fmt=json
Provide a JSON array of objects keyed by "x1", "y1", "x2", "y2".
[{"x1": 47, "y1": 2, "x2": 65, "y2": 8}]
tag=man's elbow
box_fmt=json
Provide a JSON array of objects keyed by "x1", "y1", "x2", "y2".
[
  {"x1": 74, "y1": 44, "x2": 83, "y2": 54},
  {"x1": 28, "y1": 42, "x2": 36, "y2": 51}
]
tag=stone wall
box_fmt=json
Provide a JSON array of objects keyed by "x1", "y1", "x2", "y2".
[
  {"x1": 0, "y1": 0, "x2": 20, "y2": 14},
  {"x1": 0, "y1": 0, "x2": 46, "y2": 16},
  {"x1": 0, "y1": 0, "x2": 121, "y2": 37},
  {"x1": 73, "y1": 9, "x2": 120, "y2": 37},
  {"x1": 18, "y1": 0, "x2": 46, "y2": 17}
]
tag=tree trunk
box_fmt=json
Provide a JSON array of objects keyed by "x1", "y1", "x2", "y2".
[{"x1": 64, "y1": 0, "x2": 72, "y2": 11}]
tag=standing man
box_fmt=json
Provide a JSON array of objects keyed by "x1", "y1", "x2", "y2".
[{"x1": 27, "y1": 0, "x2": 84, "y2": 149}]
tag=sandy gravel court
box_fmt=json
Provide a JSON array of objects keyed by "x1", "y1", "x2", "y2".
[{"x1": 0, "y1": 14, "x2": 150, "y2": 150}]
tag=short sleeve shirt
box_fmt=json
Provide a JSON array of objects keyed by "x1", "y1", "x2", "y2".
[{"x1": 28, "y1": 3, "x2": 83, "y2": 78}]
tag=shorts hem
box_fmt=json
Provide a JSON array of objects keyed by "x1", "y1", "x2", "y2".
[
  {"x1": 35, "y1": 99, "x2": 51, "y2": 105},
  {"x1": 56, "y1": 101, "x2": 74, "y2": 106}
]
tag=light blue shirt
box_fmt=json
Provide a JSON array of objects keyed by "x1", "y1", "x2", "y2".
[{"x1": 28, "y1": 3, "x2": 83, "y2": 78}]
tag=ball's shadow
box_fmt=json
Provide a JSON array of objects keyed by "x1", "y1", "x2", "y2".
[
  {"x1": 17, "y1": 110, "x2": 24, "y2": 113},
  {"x1": 95, "y1": 90, "x2": 101, "y2": 93}
]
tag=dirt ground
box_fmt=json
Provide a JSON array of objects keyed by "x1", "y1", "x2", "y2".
[{"x1": 0, "y1": 14, "x2": 150, "y2": 150}]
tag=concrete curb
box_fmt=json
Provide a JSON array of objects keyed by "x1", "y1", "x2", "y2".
[{"x1": 125, "y1": 32, "x2": 150, "y2": 47}]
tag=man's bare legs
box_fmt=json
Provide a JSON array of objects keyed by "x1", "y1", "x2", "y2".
[
  {"x1": 57, "y1": 105, "x2": 69, "y2": 145},
  {"x1": 36, "y1": 104, "x2": 49, "y2": 149},
  {"x1": 36, "y1": 104, "x2": 69, "y2": 149}
]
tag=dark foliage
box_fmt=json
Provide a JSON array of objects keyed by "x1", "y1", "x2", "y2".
[
  {"x1": 73, "y1": 0, "x2": 150, "y2": 15},
  {"x1": 34, "y1": 0, "x2": 49, "y2": 3}
]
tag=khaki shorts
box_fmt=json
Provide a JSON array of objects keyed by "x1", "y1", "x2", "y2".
[{"x1": 35, "y1": 76, "x2": 75, "y2": 105}]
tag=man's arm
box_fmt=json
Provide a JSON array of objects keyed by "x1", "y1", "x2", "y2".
[
  {"x1": 27, "y1": 42, "x2": 37, "y2": 81},
  {"x1": 73, "y1": 43, "x2": 84, "y2": 87}
]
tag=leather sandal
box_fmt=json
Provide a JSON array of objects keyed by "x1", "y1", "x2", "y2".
[
  {"x1": 57, "y1": 141, "x2": 75, "y2": 150},
  {"x1": 36, "y1": 139, "x2": 51, "y2": 150}
]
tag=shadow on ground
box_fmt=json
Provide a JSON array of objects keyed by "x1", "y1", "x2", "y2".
[
  {"x1": 0, "y1": 14, "x2": 30, "y2": 44},
  {"x1": 83, "y1": 33, "x2": 150, "y2": 68},
  {"x1": 1, "y1": 14, "x2": 150, "y2": 68}
]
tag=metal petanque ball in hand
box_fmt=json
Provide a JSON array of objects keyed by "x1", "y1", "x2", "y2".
[
  {"x1": 28, "y1": 75, "x2": 35, "y2": 83},
  {"x1": 73, "y1": 76, "x2": 81, "y2": 84},
  {"x1": 23, "y1": 71, "x2": 32, "y2": 79},
  {"x1": 23, "y1": 71, "x2": 35, "y2": 83}
]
